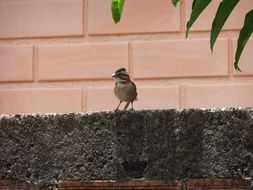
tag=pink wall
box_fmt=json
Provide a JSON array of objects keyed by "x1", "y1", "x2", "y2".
[{"x1": 0, "y1": 0, "x2": 253, "y2": 114}]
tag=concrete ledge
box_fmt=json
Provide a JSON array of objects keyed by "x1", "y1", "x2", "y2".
[{"x1": 0, "y1": 109, "x2": 253, "y2": 188}]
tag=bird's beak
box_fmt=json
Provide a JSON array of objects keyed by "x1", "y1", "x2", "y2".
[{"x1": 112, "y1": 73, "x2": 116, "y2": 78}]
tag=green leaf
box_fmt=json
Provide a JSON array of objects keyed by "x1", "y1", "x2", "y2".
[
  {"x1": 234, "y1": 10, "x2": 253, "y2": 71},
  {"x1": 172, "y1": 0, "x2": 180, "y2": 7},
  {"x1": 186, "y1": 0, "x2": 212, "y2": 38},
  {"x1": 111, "y1": 0, "x2": 125, "y2": 24},
  {"x1": 210, "y1": 0, "x2": 239, "y2": 51}
]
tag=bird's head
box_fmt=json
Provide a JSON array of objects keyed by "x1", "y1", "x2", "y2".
[{"x1": 112, "y1": 68, "x2": 130, "y2": 83}]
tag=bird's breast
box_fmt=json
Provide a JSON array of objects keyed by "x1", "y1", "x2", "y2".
[{"x1": 114, "y1": 82, "x2": 137, "y2": 102}]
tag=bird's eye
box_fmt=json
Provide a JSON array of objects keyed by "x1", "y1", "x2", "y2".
[{"x1": 119, "y1": 74, "x2": 127, "y2": 78}]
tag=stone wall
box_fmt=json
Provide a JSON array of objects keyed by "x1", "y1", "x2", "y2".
[{"x1": 0, "y1": 109, "x2": 253, "y2": 189}]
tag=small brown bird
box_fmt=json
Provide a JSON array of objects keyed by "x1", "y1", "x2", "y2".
[{"x1": 112, "y1": 68, "x2": 137, "y2": 111}]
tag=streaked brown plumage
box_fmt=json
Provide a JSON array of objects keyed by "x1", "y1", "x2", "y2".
[{"x1": 112, "y1": 68, "x2": 137, "y2": 111}]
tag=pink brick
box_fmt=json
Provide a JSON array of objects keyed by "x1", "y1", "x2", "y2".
[
  {"x1": 0, "y1": 88, "x2": 82, "y2": 114},
  {"x1": 132, "y1": 39, "x2": 228, "y2": 79},
  {"x1": 135, "y1": 86, "x2": 179, "y2": 109},
  {"x1": 37, "y1": 43, "x2": 128, "y2": 81},
  {"x1": 86, "y1": 86, "x2": 179, "y2": 111},
  {"x1": 86, "y1": 87, "x2": 118, "y2": 111},
  {"x1": 87, "y1": 0, "x2": 180, "y2": 34},
  {"x1": 0, "y1": 46, "x2": 33, "y2": 82},
  {"x1": 185, "y1": 0, "x2": 253, "y2": 31},
  {"x1": 0, "y1": 0, "x2": 83, "y2": 38},
  {"x1": 183, "y1": 84, "x2": 253, "y2": 108},
  {"x1": 232, "y1": 38, "x2": 253, "y2": 75}
]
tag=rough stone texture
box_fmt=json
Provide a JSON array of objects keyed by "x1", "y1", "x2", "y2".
[{"x1": 0, "y1": 109, "x2": 253, "y2": 188}]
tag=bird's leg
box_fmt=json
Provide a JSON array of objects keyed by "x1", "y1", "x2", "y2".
[
  {"x1": 124, "y1": 102, "x2": 130, "y2": 110},
  {"x1": 115, "y1": 101, "x2": 122, "y2": 111},
  {"x1": 130, "y1": 102, "x2": 134, "y2": 110}
]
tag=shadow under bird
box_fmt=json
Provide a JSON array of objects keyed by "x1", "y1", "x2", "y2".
[{"x1": 112, "y1": 68, "x2": 138, "y2": 111}]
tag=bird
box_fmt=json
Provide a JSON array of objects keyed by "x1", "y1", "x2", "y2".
[{"x1": 112, "y1": 68, "x2": 137, "y2": 111}]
